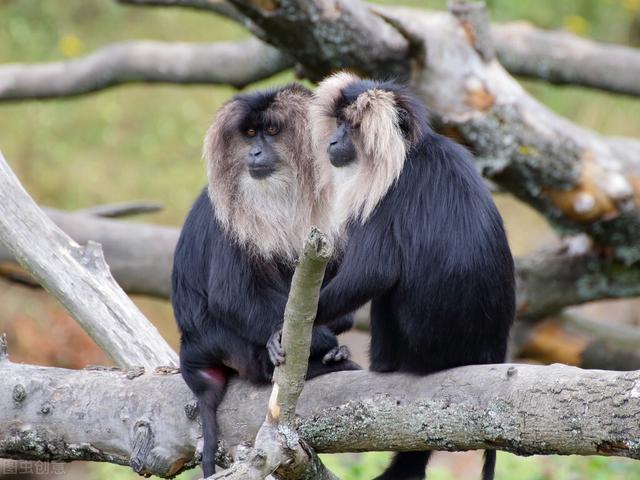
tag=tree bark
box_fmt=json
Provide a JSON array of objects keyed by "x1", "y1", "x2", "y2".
[
  {"x1": 493, "y1": 21, "x2": 640, "y2": 97},
  {"x1": 0, "y1": 208, "x2": 178, "y2": 298},
  {"x1": 0, "y1": 151, "x2": 177, "y2": 369},
  {"x1": 513, "y1": 313, "x2": 640, "y2": 371},
  {"x1": 2, "y1": 210, "x2": 640, "y2": 326},
  {"x1": 3, "y1": 358, "x2": 640, "y2": 478},
  {"x1": 0, "y1": 39, "x2": 291, "y2": 100}
]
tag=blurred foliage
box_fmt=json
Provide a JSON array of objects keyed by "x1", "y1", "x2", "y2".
[
  {"x1": 0, "y1": 0, "x2": 639, "y2": 226},
  {"x1": 86, "y1": 451, "x2": 640, "y2": 480},
  {"x1": 1, "y1": 1, "x2": 640, "y2": 479}
]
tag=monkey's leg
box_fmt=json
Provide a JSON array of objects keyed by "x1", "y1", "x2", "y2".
[
  {"x1": 373, "y1": 451, "x2": 431, "y2": 480},
  {"x1": 180, "y1": 362, "x2": 227, "y2": 477}
]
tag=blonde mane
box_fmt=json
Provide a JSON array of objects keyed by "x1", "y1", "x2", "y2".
[{"x1": 311, "y1": 73, "x2": 408, "y2": 236}]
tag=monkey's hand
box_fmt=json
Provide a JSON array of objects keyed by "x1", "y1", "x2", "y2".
[
  {"x1": 267, "y1": 329, "x2": 285, "y2": 366},
  {"x1": 322, "y1": 345, "x2": 351, "y2": 365}
]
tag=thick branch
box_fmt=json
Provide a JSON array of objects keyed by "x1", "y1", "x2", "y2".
[
  {"x1": 0, "y1": 208, "x2": 178, "y2": 298},
  {"x1": 3, "y1": 360, "x2": 640, "y2": 478},
  {"x1": 3, "y1": 209, "x2": 640, "y2": 326},
  {"x1": 0, "y1": 152, "x2": 177, "y2": 369},
  {"x1": 513, "y1": 313, "x2": 640, "y2": 370},
  {"x1": 227, "y1": 0, "x2": 412, "y2": 82},
  {"x1": 116, "y1": 0, "x2": 245, "y2": 22},
  {"x1": 0, "y1": 39, "x2": 291, "y2": 100},
  {"x1": 493, "y1": 21, "x2": 640, "y2": 97},
  {"x1": 373, "y1": 6, "x2": 640, "y2": 263},
  {"x1": 515, "y1": 239, "x2": 640, "y2": 320}
]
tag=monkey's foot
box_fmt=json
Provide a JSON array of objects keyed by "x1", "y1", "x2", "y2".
[
  {"x1": 267, "y1": 329, "x2": 285, "y2": 366},
  {"x1": 322, "y1": 345, "x2": 351, "y2": 365}
]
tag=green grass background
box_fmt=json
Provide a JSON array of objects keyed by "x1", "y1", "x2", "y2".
[{"x1": 1, "y1": 0, "x2": 640, "y2": 478}]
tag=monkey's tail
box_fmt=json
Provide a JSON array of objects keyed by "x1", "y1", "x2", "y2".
[{"x1": 482, "y1": 450, "x2": 496, "y2": 480}]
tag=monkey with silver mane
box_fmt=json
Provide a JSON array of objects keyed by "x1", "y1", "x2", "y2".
[
  {"x1": 171, "y1": 84, "x2": 359, "y2": 477},
  {"x1": 306, "y1": 73, "x2": 515, "y2": 480}
]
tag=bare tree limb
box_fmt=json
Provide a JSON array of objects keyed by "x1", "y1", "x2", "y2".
[
  {"x1": 378, "y1": 5, "x2": 640, "y2": 263},
  {"x1": 512, "y1": 313, "x2": 640, "y2": 370},
  {"x1": 515, "y1": 238, "x2": 640, "y2": 320},
  {"x1": 116, "y1": 0, "x2": 245, "y2": 22},
  {"x1": 1, "y1": 2, "x2": 638, "y2": 101},
  {"x1": 3, "y1": 358, "x2": 640, "y2": 477},
  {"x1": 0, "y1": 39, "x2": 292, "y2": 100},
  {"x1": 3, "y1": 208, "x2": 640, "y2": 327},
  {"x1": 0, "y1": 151, "x2": 177, "y2": 369},
  {"x1": 0, "y1": 208, "x2": 178, "y2": 298},
  {"x1": 493, "y1": 21, "x2": 640, "y2": 97},
  {"x1": 77, "y1": 201, "x2": 164, "y2": 218}
]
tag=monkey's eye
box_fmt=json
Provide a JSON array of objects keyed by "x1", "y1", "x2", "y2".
[
  {"x1": 246, "y1": 128, "x2": 257, "y2": 137},
  {"x1": 265, "y1": 125, "x2": 280, "y2": 136}
]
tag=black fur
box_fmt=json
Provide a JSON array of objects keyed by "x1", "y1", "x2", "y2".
[
  {"x1": 316, "y1": 81, "x2": 515, "y2": 480},
  {"x1": 173, "y1": 189, "x2": 359, "y2": 476},
  {"x1": 173, "y1": 84, "x2": 359, "y2": 476}
]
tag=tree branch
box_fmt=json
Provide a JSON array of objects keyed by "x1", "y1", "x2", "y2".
[
  {"x1": 3, "y1": 208, "x2": 640, "y2": 326},
  {"x1": 2, "y1": 2, "x2": 638, "y2": 100},
  {"x1": 513, "y1": 313, "x2": 640, "y2": 370},
  {"x1": 212, "y1": 228, "x2": 337, "y2": 480},
  {"x1": 493, "y1": 21, "x2": 640, "y2": 97},
  {"x1": 378, "y1": 5, "x2": 640, "y2": 264},
  {"x1": 0, "y1": 151, "x2": 177, "y2": 369},
  {"x1": 116, "y1": 0, "x2": 245, "y2": 22},
  {"x1": 0, "y1": 208, "x2": 178, "y2": 298},
  {"x1": 0, "y1": 39, "x2": 292, "y2": 100},
  {"x1": 3, "y1": 359, "x2": 640, "y2": 477},
  {"x1": 77, "y1": 201, "x2": 164, "y2": 218}
]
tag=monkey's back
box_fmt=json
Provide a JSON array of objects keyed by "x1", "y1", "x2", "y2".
[{"x1": 365, "y1": 133, "x2": 515, "y2": 374}]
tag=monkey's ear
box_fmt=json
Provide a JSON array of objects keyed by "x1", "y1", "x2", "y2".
[{"x1": 393, "y1": 90, "x2": 429, "y2": 145}]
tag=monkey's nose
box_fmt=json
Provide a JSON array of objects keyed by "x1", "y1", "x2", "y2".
[{"x1": 250, "y1": 149, "x2": 262, "y2": 157}]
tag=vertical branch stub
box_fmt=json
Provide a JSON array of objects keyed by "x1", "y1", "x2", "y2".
[{"x1": 448, "y1": 0, "x2": 495, "y2": 62}]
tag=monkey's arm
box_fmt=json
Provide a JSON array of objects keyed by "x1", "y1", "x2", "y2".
[{"x1": 315, "y1": 228, "x2": 400, "y2": 324}]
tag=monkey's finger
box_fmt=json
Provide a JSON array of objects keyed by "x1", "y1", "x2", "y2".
[
  {"x1": 322, "y1": 345, "x2": 351, "y2": 365},
  {"x1": 268, "y1": 347, "x2": 286, "y2": 366}
]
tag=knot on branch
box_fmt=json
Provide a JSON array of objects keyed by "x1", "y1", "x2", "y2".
[
  {"x1": 0, "y1": 333, "x2": 7, "y2": 361},
  {"x1": 303, "y1": 227, "x2": 333, "y2": 262},
  {"x1": 130, "y1": 419, "x2": 154, "y2": 474},
  {"x1": 448, "y1": 0, "x2": 495, "y2": 62}
]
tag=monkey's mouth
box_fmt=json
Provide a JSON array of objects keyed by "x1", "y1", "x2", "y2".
[{"x1": 248, "y1": 165, "x2": 276, "y2": 179}]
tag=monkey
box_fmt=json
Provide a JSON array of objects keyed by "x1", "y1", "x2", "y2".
[
  {"x1": 308, "y1": 73, "x2": 515, "y2": 480},
  {"x1": 171, "y1": 84, "x2": 359, "y2": 477}
]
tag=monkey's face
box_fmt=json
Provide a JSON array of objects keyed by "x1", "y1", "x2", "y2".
[
  {"x1": 312, "y1": 72, "x2": 427, "y2": 225},
  {"x1": 204, "y1": 84, "x2": 318, "y2": 260},
  {"x1": 241, "y1": 123, "x2": 283, "y2": 180},
  {"x1": 327, "y1": 120, "x2": 357, "y2": 168}
]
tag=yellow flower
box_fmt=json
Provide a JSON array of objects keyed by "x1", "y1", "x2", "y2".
[
  {"x1": 58, "y1": 34, "x2": 84, "y2": 58},
  {"x1": 563, "y1": 15, "x2": 590, "y2": 37}
]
